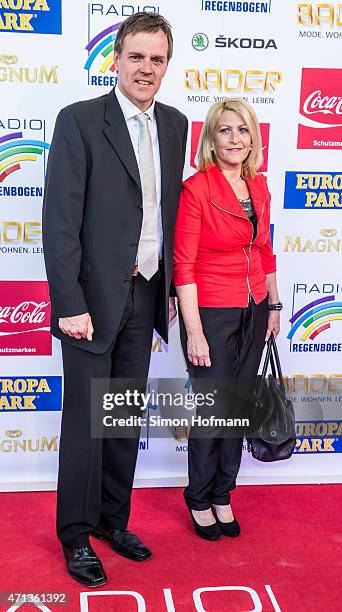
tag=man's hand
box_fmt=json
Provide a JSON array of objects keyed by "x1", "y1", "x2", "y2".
[
  {"x1": 59, "y1": 313, "x2": 94, "y2": 341},
  {"x1": 168, "y1": 297, "x2": 177, "y2": 323}
]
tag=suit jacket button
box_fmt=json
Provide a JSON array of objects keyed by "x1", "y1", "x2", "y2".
[
  {"x1": 131, "y1": 242, "x2": 138, "y2": 247},
  {"x1": 137, "y1": 203, "x2": 143, "y2": 209},
  {"x1": 124, "y1": 280, "x2": 130, "y2": 284}
]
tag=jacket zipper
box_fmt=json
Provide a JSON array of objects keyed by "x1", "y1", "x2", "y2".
[{"x1": 211, "y1": 199, "x2": 254, "y2": 307}]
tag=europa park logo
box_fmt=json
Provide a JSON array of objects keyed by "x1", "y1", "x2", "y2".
[
  {"x1": 0, "y1": 0, "x2": 62, "y2": 34},
  {"x1": 0, "y1": 281, "x2": 51, "y2": 356},
  {"x1": 297, "y1": 68, "x2": 342, "y2": 149}
]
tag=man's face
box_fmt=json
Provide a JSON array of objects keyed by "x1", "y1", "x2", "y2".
[{"x1": 114, "y1": 29, "x2": 169, "y2": 112}]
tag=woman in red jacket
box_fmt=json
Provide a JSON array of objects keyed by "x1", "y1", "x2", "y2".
[{"x1": 173, "y1": 99, "x2": 281, "y2": 541}]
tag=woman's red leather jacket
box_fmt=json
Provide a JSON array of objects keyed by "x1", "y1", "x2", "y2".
[{"x1": 173, "y1": 163, "x2": 276, "y2": 308}]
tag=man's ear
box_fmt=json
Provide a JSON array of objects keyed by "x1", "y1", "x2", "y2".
[{"x1": 113, "y1": 51, "x2": 119, "y2": 71}]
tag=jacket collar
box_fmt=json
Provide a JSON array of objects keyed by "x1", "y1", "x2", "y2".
[
  {"x1": 206, "y1": 163, "x2": 267, "y2": 221},
  {"x1": 154, "y1": 102, "x2": 174, "y2": 200},
  {"x1": 103, "y1": 88, "x2": 174, "y2": 199},
  {"x1": 103, "y1": 88, "x2": 141, "y2": 190}
]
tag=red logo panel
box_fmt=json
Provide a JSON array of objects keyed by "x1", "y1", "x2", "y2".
[
  {"x1": 190, "y1": 122, "x2": 270, "y2": 172},
  {"x1": 0, "y1": 281, "x2": 51, "y2": 356},
  {"x1": 297, "y1": 68, "x2": 342, "y2": 149}
]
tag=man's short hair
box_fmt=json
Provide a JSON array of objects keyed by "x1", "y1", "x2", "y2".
[{"x1": 114, "y1": 12, "x2": 173, "y2": 61}]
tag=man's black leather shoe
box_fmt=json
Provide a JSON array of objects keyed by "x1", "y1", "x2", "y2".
[
  {"x1": 62, "y1": 544, "x2": 107, "y2": 587},
  {"x1": 91, "y1": 525, "x2": 152, "y2": 562}
]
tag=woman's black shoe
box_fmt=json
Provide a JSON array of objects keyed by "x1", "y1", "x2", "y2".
[
  {"x1": 183, "y1": 491, "x2": 221, "y2": 541},
  {"x1": 212, "y1": 506, "x2": 241, "y2": 537}
]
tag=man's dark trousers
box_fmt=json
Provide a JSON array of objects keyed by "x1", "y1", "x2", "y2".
[{"x1": 57, "y1": 272, "x2": 159, "y2": 547}]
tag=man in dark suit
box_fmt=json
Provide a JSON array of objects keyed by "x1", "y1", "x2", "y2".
[{"x1": 42, "y1": 12, "x2": 188, "y2": 587}]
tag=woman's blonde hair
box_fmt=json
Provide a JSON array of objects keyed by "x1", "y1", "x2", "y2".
[{"x1": 196, "y1": 98, "x2": 263, "y2": 179}]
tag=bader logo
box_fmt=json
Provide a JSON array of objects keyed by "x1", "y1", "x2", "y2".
[
  {"x1": 190, "y1": 121, "x2": 270, "y2": 171},
  {"x1": 0, "y1": 376, "x2": 62, "y2": 411},
  {"x1": 85, "y1": 2, "x2": 159, "y2": 87},
  {"x1": 0, "y1": 0, "x2": 62, "y2": 34},
  {"x1": 185, "y1": 68, "x2": 282, "y2": 106},
  {"x1": 298, "y1": 2, "x2": 342, "y2": 39},
  {"x1": 0, "y1": 220, "x2": 43, "y2": 256},
  {"x1": 297, "y1": 67, "x2": 342, "y2": 149},
  {"x1": 288, "y1": 283, "x2": 342, "y2": 353},
  {"x1": 283, "y1": 171, "x2": 342, "y2": 209},
  {"x1": 0, "y1": 120, "x2": 50, "y2": 198}
]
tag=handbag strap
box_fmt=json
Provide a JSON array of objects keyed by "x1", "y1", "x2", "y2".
[
  {"x1": 255, "y1": 339, "x2": 272, "y2": 402},
  {"x1": 269, "y1": 335, "x2": 286, "y2": 395},
  {"x1": 256, "y1": 335, "x2": 285, "y2": 401}
]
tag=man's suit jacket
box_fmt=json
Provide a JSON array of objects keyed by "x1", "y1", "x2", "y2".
[{"x1": 42, "y1": 88, "x2": 188, "y2": 354}]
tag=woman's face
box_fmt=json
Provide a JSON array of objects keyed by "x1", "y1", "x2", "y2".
[{"x1": 212, "y1": 110, "x2": 252, "y2": 171}]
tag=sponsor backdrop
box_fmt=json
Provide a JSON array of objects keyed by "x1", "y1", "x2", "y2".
[{"x1": 0, "y1": 0, "x2": 341, "y2": 490}]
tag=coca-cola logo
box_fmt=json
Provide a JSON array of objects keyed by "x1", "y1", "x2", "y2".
[
  {"x1": 298, "y1": 68, "x2": 342, "y2": 149},
  {"x1": 303, "y1": 90, "x2": 342, "y2": 117},
  {"x1": 0, "y1": 301, "x2": 48, "y2": 326},
  {"x1": 0, "y1": 282, "x2": 51, "y2": 355}
]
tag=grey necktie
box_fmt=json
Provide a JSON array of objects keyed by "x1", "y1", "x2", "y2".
[{"x1": 136, "y1": 112, "x2": 159, "y2": 281}]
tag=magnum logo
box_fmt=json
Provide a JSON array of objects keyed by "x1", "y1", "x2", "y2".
[
  {"x1": 0, "y1": 429, "x2": 59, "y2": 452},
  {"x1": 0, "y1": 55, "x2": 58, "y2": 84},
  {"x1": 284, "y1": 228, "x2": 342, "y2": 253}
]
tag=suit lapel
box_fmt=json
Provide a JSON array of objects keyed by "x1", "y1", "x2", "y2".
[
  {"x1": 155, "y1": 102, "x2": 174, "y2": 201},
  {"x1": 103, "y1": 88, "x2": 141, "y2": 191}
]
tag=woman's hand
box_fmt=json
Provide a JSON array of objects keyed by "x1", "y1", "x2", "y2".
[
  {"x1": 265, "y1": 310, "x2": 280, "y2": 341},
  {"x1": 187, "y1": 330, "x2": 211, "y2": 367}
]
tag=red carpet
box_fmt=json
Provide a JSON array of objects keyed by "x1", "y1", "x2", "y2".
[{"x1": 1, "y1": 485, "x2": 341, "y2": 611}]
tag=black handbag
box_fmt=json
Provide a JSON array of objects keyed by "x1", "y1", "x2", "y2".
[{"x1": 247, "y1": 335, "x2": 296, "y2": 462}]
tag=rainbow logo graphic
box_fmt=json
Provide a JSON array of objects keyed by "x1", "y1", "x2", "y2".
[
  {"x1": 84, "y1": 23, "x2": 121, "y2": 79},
  {"x1": 288, "y1": 296, "x2": 342, "y2": 342},
  {"x1": 0, "y1": 132, "x2": 50, "y2": 183}
]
